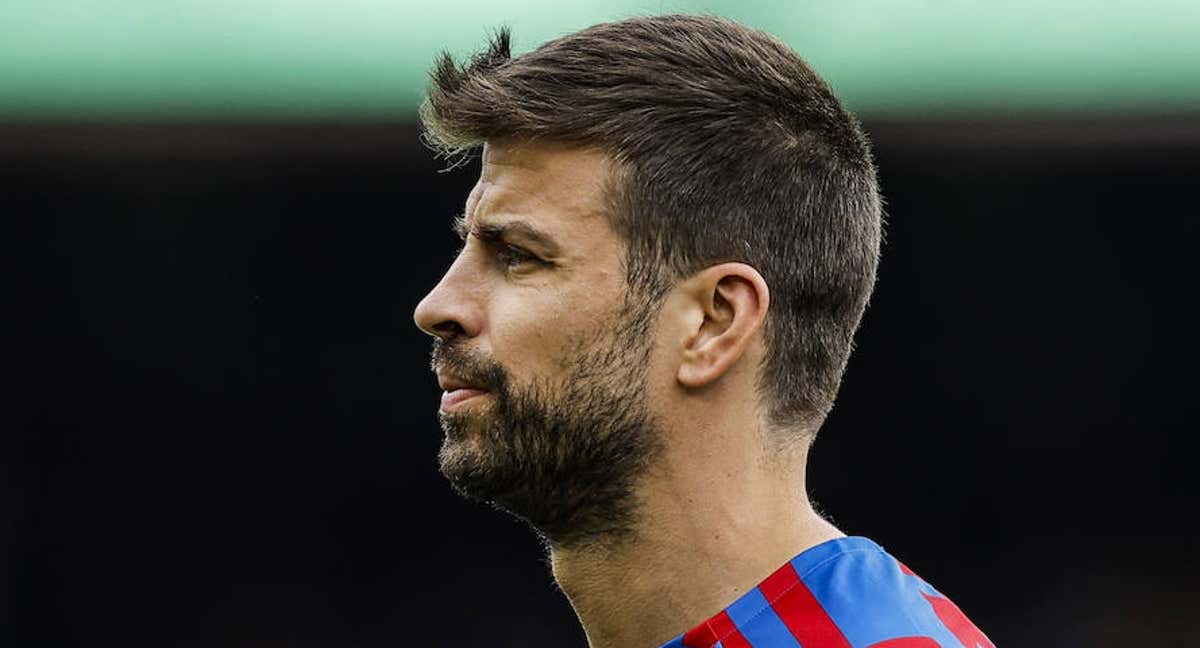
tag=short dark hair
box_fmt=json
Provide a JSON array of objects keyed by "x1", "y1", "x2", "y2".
[{"x1": 421, "y1": 15, "x2": 882, "y2": 432}]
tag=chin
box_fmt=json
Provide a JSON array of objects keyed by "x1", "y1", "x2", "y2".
[
  {"x1": 439, "y1": 399, "x2": 494, "y2": 434},
  {"x1": 438, "y1": 414, "x2": 497, "y2": 471}
]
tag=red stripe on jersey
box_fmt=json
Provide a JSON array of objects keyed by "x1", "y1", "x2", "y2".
[
  {"x1": 680, "y1": 619, "x2": 718, "y2": 648},
  {"x1": 898, "y1": 560, "x2": 993, "y2": 648},
  {"x1": 707, "y1": 611, "x2": 752, "y2": 648},
  {"x1": 680, "y1": 610, "x2": 752, "y2": 648},
  {"x1": 923, "y1": 593, "x2": 995, "y2": 648},
  {"x1": 868, "y1": 638, "x2": 940, "y2": 648},
  {"x1": 759, "y1": 562, "x2": 852, "y2": 648}
]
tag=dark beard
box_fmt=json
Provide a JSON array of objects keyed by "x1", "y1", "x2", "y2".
[{"x1": 431, "y1": 304, "x2": 660, "y2": 550}]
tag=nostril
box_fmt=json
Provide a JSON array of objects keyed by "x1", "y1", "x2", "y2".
[{"x1": 432, "y1": 320, "x2": 466, "y2": 339}]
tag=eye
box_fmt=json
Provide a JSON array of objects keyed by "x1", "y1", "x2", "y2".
[{"x1": 495, "y1": 244, "x2": 541, "y2": 269}]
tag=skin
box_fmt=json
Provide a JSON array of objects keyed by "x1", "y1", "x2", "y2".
[{"x1": 414, "y1": 139, "x2": 843, "y2": 648}]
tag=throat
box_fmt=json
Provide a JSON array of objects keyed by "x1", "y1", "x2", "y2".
[
  {"x1": 551, "y1": 539, "x2": 690, "y2": 648},
  {"x1": 548, "y1": 479, "x2": 843, "y2": 648}
]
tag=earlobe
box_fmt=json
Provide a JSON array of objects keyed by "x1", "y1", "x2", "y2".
[{"x1": 676, "y1": 263, "x2": 769, "y2": 389}]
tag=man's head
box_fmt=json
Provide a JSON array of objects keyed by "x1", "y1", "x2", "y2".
[
  {"x1": 414, "y1": 15, "x2": 881, "y2": 548},
  {"x1": 417, "y1": 143, "x2": 663, "y2": 549}
]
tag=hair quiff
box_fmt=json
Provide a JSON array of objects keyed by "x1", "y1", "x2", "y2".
[{"x1": 421, "y1": 14, "x2": 882, "y2": 434}]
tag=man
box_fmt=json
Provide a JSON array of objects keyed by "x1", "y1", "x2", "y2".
[{"x1": 413, "y1": 15, "x2": 994, "y2": 648}]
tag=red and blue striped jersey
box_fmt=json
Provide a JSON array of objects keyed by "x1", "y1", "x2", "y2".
[{"x1": 658, "y1": 536, "x2": 995, "y2": 648}]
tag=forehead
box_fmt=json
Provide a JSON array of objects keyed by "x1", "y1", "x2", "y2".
[{"x1": 468, "y1": 140, "x2": 614, "y2": 230}]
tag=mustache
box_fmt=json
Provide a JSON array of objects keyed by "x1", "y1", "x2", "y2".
[{"x1": 430, "y1": 339, "x2": 507, "y2": 391}]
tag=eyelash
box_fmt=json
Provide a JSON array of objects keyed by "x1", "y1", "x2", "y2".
[
  {"x1": 451, "y1": 224, "x2": 543, "y2": 271},
  {"x1": 494, "y1": 244, "x2": 540, "y2": 268}
]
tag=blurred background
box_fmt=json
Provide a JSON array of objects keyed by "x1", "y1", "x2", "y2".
[{"x1": 5, "y1": 1, "x2": 1199, "y2": 646}]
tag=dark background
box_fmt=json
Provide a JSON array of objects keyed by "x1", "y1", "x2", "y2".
[{"x1": 5, "y1": 116, "x2": 1199, "y2": 647}]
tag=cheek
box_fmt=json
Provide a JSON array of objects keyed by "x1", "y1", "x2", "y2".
[
  {"x1": 487, "y1": 290, "x2": 570, "y2": 376},
  {"x1": 487, "y1": 277, "x2": 623, "y2": 376}
]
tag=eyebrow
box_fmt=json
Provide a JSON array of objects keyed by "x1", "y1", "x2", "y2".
[{"x1": 453, "y1": 214, "x2": 562, "y2": 256}]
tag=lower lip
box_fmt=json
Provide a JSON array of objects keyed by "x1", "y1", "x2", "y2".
[{"x1": 440, "y1": 388, "x2": 490, "y2": 412}]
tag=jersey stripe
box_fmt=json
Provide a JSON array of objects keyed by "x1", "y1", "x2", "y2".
[
  {"x1": 759, "y1": 562, "x2": 852, "y2": 648},
  {"x1": 902, "y1": 559, "x2": 995, "y2": 647},
  {"x1": 660, "y1": 538, "x2": 992, "y2": 648},
  {"x1": 922, "y1": 593, "x2": 996, "y2": 648},
  {"x1": 724, "y1": 587, "x2": 802, "y2": 648},
  {"x1": 708, "y1": 611, "x2": 752, "y2": 648},
  {"x1": 681, "y1": 617, "x2": 719, "y2": 647},
  {"x1": 803, "y1": 548, "x2": 962, "y2": 648},
  {"x1": 681, "y1": 610, "x2": 753, "y2": 648}
]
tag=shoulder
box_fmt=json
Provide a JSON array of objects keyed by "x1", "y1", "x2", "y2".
[
  {"x1": 664, "y1": 537, "x2": 996, "y2": 648},
  {"x1": 778, "y1": 536, "x2": 996, "y2": 648}
]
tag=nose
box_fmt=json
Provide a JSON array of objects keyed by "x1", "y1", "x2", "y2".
[{"x1": 413, "y1": 254, "x2": 483, "y2": 341}]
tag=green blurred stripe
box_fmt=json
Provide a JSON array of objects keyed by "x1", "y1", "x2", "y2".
[{"x1": 2, "y1": 0, "x2": 1199, "y2": 119}]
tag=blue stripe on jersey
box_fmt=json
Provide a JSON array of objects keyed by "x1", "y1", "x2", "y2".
[
  {"x1": 659, "y1": 634, "x2": 685, "y2": 648},
  {"x1": 795, "y1": 539, "x2": 963, "y2": 648},
  {"x1": 723, "y1": 585, "x2": 802, "y2": 648}
]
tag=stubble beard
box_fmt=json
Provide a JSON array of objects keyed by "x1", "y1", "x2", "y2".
[{"x1": 432, "y1": 303, "x2": 661, "y2": 551}]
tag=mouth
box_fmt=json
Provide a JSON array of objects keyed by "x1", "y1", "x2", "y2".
[
  {"x1": 436, "y1": 372, "x2": 492, "y2": 413},
  {"x1": 440, "y1": 387, "x2": 490, "y2": 412}
]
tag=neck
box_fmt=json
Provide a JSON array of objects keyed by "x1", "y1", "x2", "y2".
[{"x1": 549, "y1": 435, "x2": 843, "y2": 648}]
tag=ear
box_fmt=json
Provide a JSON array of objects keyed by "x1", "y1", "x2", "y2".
[{"x1": 677, "y1": 263, "x2": 770, "y2": 389}]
